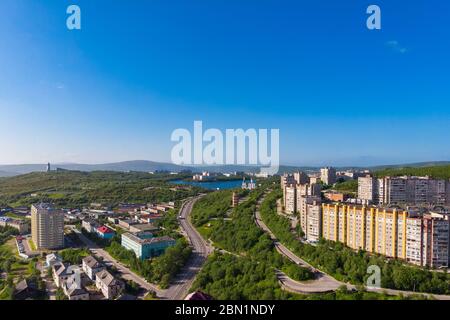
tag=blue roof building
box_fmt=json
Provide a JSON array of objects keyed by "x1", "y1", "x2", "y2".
[{"x1": 121, "y1": 232, "x2": 176, "y2": 260}]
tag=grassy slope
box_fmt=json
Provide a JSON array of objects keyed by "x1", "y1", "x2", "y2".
[
  {"x1": 374, "y1": 165, "x2": 450, "y2": 179},
  {"x1": 0, "y1": 171, "x2": 199, "y2": 208}
]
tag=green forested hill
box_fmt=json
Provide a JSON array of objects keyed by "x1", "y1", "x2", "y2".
[
  {"x1": 375, "y1": 165, "x2": 450, "y2": 180},
  {"x1": 0, "y1": 171, "x2": 198, "y2": 208}
]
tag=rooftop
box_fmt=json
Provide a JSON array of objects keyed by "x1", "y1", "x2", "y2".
[
  {"x1": 83, "y1": 218, "x2": 100, "y2": 226},
  {"x1": 15, "y1": 279, "x2": 38, "y2": 295},
  {"x1": 139, "y1": 214, "x2": 163, "y2": 219},
  {"x1": 52, "y1": 262, "x2": 68, "y2": 276},
  {"x1": 122, "y1": 232, "x2": 175, "y2": 245},
  {"x1": 32, "y1": 203, "x2": 55, "y2": 211},
  {"x1": 97, "y1": 226, "x2": 114, "y2": 234},
  {"x1": 185, "y1": 291, "x2": 213, "y2": 301},
  {"x1": 82, "y1": 255, "x2": 103, "y2": 269},
  {"x1": 96, "y1": 270, "x2": 121, "y2": 287}
]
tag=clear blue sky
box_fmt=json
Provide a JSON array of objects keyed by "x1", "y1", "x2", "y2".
[{"x1": 0, "y1": 0, "x2": 449, "y2": 166}]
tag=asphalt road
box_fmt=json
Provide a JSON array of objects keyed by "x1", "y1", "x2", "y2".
[
  {"x1": 163, "y1": 195, "x2": 212, "y2": 300},
  {"x1": 70, "y1": 226, "x2": 163, "y2": 298},
  {"x1": 254, "y1": 193, "x2": 450, "y2": 300},
  {"x1": 254, "y1": 195, "x2": 345, "y2": 294},
  {"x1": 69, "y1": 195, "x2": 211, "y2": 300}
]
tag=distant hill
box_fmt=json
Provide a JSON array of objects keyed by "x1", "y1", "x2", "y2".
[
  {"x1": 56, "y1": 160, "x2": 186, "y2": 173},
  {"x1": 0, "y1": 161, "x2": 263, "y2": 176},
  {"x1": 0, "y1": 160, "x2": 449, "y2": 177},
  {"x1": 374, "y1": 165, "x2": 450, "y2": 180},
  {"x1": 276, "y1": 162, "x2": 450, "y2": 174},
  {"x1": 0, "y1": 164, "x2": 47, "y2": 176},
  {"x1": 0, "y1": 170, "x2": 19, "y2": 177},
  {"x1": 0, "y1": 161, "x2": 183, "y2": 175},
  {"x1": 0, "y1": 170, "x2": 201, "y2": 208},
  {"x1": 369, "y1": 161, "x2": 450, "y2": 171}
]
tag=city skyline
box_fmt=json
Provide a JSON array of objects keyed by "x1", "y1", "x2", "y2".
[
  {"x1": 2, "y1": 0, "x2": 450, "y2": 306},
  {"x1": 1, "y1": 1, "x2": 449, "y2": 166}
]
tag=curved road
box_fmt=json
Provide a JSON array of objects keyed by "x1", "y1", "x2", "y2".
[
  {"x1": 254, "y1": 193, "x2": 450, "y2": 300},
  {"x1": 69, "y1": 196, "x2": 211, "y2": 300},
  {"x1": 254, "y1": 195, "x2": 345, "y2": 294},
  {"x1": 163, "y1": 195, "x2": 212, "y2": 300},
  {"x1": 69, "y1": 226, "x2": 164, "y2": 297}
]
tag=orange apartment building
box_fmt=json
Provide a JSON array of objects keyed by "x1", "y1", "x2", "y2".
[{"x1": 321, "y1": 204, "x2": 449, "y2": 268}]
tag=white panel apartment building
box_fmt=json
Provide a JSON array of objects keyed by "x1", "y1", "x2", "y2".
[
  {"x1": 298, "y1": 196, "x2": 322, "y2": 242},
  {"x1": 284, "y1": 185, "x2": 297, "y2": 214},
  {"x1": 283, "y1": 180, "x2": 322, "y2": 215},
  {"x1": 281, "y1": 174, "x2": 296, "y2": 211},
  {"x1": 294, "y1": 171, "x2": 310, "y2": 185},
  {"x1": 320, "y1": 167, "x2": 337, "y2": 185},
  {"x1": 358, "y1": 175, "x2": 450, "y2": 206},
  {"x1": 358, "y1": 175, "x2": 377, "y2": 203}
]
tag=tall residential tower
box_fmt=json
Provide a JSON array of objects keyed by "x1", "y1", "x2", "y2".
[
  {"x1": 320, "y1": 167, "x2": 337, "y2": 185},
  {"x1": 31, "y1": 203, "x2": 64, "y2": 250}
]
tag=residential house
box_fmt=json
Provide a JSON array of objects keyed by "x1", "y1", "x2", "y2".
[
  {"x1": 118, "y1": 219, "x2": 138, "y2": 230},
  {"x1": 136, "y1": 214, "x2": 163, "y2": 224},
  {"x1": 64, "y1": 286, "x2": 90, "y2": 300},
  {"x1": 82, "y1": 219, "x2": 100, "y2": 233},
  {"x1": 14, "y1": 279, "x2": 43, "y2": 300},
  {"x1": 82, "y1": 256, "x2": 105, "y2": 281},
  {"x1": 185, "y1": 291, "x2": 213, "y2": 300},
  {"x1": 63, "y1": 273, "x2": 90, "y2": 300},
  {"x1": 52, "y1": 262, "x2": 70, "y2": 288},
  {"x1": 129, "y1": 223, "x2": 159, "y2": 234},
  {"x1": 95, "y1": 270, "x2": 125, "y2": 300},
  {"x1": 45, "y1": 253, "x2": 62, "y2": 268},
  {"x1": 116, "y1": 204, "x2": 144, "y2": 214},
  {"x1": 107, "y1": 217, "x2": 119, "y2": 225},
  {"x1": 0, "y1": 217, "x2": 30, "y2": 234},
  {"x1": 96, "y1": 226, "x2": 115, "y2": 239}
]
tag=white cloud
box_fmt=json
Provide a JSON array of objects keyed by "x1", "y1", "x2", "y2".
[{"x1": 386, "y1": 40, "x2": 408, "y2": 54}]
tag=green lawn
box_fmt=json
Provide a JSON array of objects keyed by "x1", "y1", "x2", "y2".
[
  {"x1": 28, "y1": 239, "x2": 37, "y2": 251},
  {"x1": 5, "y1": 212, "x2": 28, "y2": 220},
  {"x1": 197, "y1": 220, "x2": 220, "y2": 240},
  {"x1": 2, "y1": 238, "x2": 19, "y2": 258},
  {"x1": 0, "y1": 240, "x2": 35, "y2": 278},
  {"x1": 0, "y1": 240, "x2": 15, "y2": 259},
  {"x1": 0, "y1": 171, "x2": 201, "y2": 208},
  {"x1": 10, "y1": 261, "x2": 29, "y2": 276},
  {"x1": 47, "y1": 193, "x2": 67, "y2": 200}
]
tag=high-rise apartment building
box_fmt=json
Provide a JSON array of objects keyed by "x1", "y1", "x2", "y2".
[
  {"x1": 31, "y1": 203, "x2": 64, "y2": 250},
  {"x1": 281, "y1": 173, "x2": 296, "y2": 190},
  {"x1": 298, "y1": 196, "x2": 322, "y2": 242},
  {"x1": 281, "y1": 173, "x2": 295, "y2": 202},
  {"x1": 294, "y1": 171, "x2": 310, "y2": 185},
  {"x1": 320, "y1": 167, "x2": 337, "y2": 185},
  {"x1": 284, "y1": 185, "x2": 297, "y2": 214},
  {"x1": 358, "y1": 175, "x2": 377, "y2": 203},
  {"x1": 281, "y1": 171, "x2": 322, "y2": 215},
  {"x1": 422, "y1": 213, "x2": 449, "y2": 268},
  {"x1": 281, "y1": 173, "x2": 296, "y2": 211},
  {"x1": 296, "y1": 183, "x2": 321, "y2": 214},
  {"x1": 296, "y1": 183, "x2": 321, "y2": 197},
  {"x1": 321, "y1": 204, "x2": 450, "y2": 268},
  {"x1": 357, "y1": 176, "x2": 450, "y2": 206}
]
